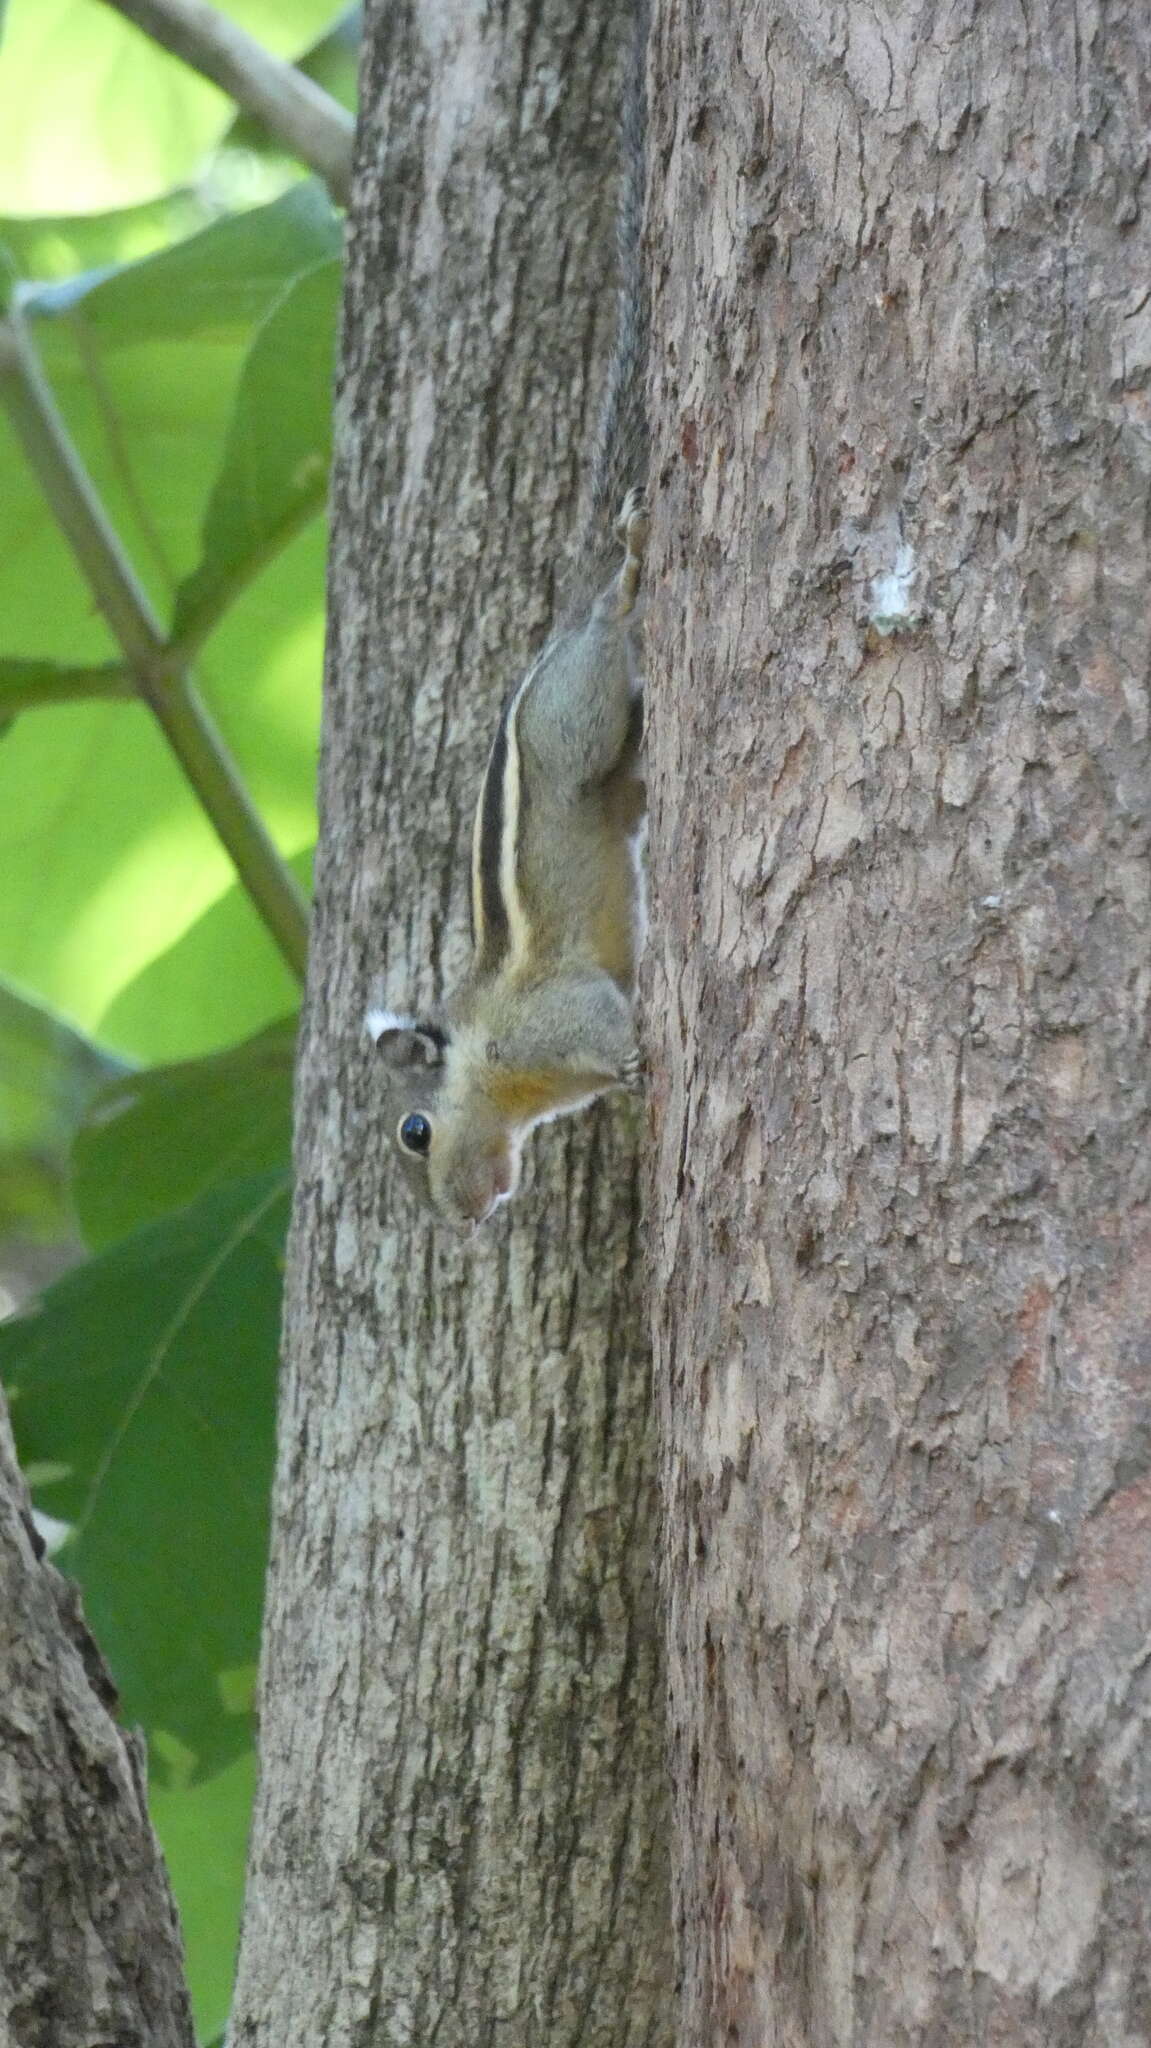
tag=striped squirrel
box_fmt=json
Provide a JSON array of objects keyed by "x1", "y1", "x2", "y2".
[{"x1": 369, "y1": 19, "x2": 649, "y2": 1229}]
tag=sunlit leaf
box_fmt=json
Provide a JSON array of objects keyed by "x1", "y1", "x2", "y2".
[
  {"x1": 173, "y1": 257, "x2": 341, "y2": 648},
  {"x1": 0, "y1": 192, "x2": 330, "y2": 1049},
  {"x1": 22, "y1": 180, "x2": 341, "y2": 345},
  {"x1": 1, "y1": 189, "x2": 218, "y2": 285},
  {"x1": 94, "y1": 841, "x2": 313, "y2": 1064},
  {"x1": 0, "y1": 0, "x2": 347, "y2": 215}
]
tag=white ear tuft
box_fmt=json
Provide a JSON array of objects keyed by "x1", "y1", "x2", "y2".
[
  {"x1": 366, "y1": 1009, "x2": 448, "y2": 1071},
  {"x1": 366, "y1": 1007, "x2": 417, "y2": 1043}
]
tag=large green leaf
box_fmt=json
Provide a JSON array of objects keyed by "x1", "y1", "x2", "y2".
[
  {"x1": 92, "y1": 830, "x2": 314, "y2": 1067},
  {"x1": 24, "y1": 180, "x2": 341, "y2": 347},
  {"x1": 73, "y1": 1017, "x2": 295, "y2": 1251},
  {"x1": 0, "y1": 538, "x2": 322, "y2": 1058},
  {"x1": 14, "y1": 188, "x2": 340, "y2": 650},
  {"x1": 2, "y1": 1172, "x2": 288, "y2": 1777},
  {"x1": 174, "y1": 256, "x2": 341, "y2": 647},
  {"x1": 0, "y1": 184, "x2": 336, "y2": 656},
  {"x1": 1, "y1": 189, "x2": 220, "y2": 286},
  {"x1": 0, "y1": 191, "x2": 331, "y2": 1051},
  {"x1": 0, "y1": 975, "x2": 129, "y2": 1237},
  {"x1": 0, "y1": 0, "x2": 346, "y2": 215}
]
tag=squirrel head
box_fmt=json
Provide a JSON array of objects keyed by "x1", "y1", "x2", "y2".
[{"x1": 367, "y1": 1010, "x2": 520, "y2": 1228}]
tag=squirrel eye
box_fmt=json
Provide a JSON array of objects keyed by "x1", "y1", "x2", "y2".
[{"x1": 398, "y1": 1112, "x2": 432, "y2": 1156}]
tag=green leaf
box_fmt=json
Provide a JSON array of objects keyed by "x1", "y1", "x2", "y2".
[
  {"x1": 0, "y1": 974, "x2": 128, "y2": 1237},
  {"x1": 73, "y1": 1017, "x2": 295, "y2": 1251},
  {"x1": 0, "y1": 187, "x2": 338, "y2": 668},
  {"x1": 151, "y1": 1748, "x2": 256, "y2": 2046},
  {"x1": 2, "y1": 1172, "x2": 288, "y2": 1777},
  {"x1": 0, "y1": 0, "x2": 348, "y2": 215},
  {"x1": 0, "y1": 975, "x2": 128, "y2": 1150},
  {"x1": 1, "y1": 189, "x2": 219, "y2": 286},
  {"x1": 173, "y1": 257, "x2": 341, "y2": 649},
  {"x1": 95, "y1": 844, "x2": 313, "y2": 1064},
  {"x1": 23, "y1": 181, "x2": 341, "y2": 344},
  {"x1": 0, "y1": 697, "x2": 234, "y2": 1045}
]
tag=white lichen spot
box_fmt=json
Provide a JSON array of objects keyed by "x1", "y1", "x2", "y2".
[{"x1": 869, "y1": 543, "x2": 918, "y2": 635}]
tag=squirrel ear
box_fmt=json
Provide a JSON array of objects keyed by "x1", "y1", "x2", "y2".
[{"x1": 366, "y1": 1009, "x2": 447, "y2": 1070}]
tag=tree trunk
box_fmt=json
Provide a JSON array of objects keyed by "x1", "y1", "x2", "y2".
[
  {"x1": 646, "y1": 3, "x2": 1151, "y2": 2043},
  {"x1": 0, "y1": 1399, "x2": 193, "y2": 2048},
  {"x1": 229, "y1": 1, "x2": 672, "y2": 2042}
]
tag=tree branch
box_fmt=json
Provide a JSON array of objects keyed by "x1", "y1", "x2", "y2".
[
  {"x1": 0, "y1": 312, "x2": 310, "y2": 984},
  {"x1": 96, "y1": 0, "x2": 355, "y2": 207},
  {"x1": 0, "y1": 662, "x2": 133, "y2": 712}
]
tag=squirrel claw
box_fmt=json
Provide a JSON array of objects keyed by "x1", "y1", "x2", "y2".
[
  {"x1": 620, "y1": 1048, "x2": 645, "y2": 1095},
  {"x1": 616, "y1": 487, "x2": 649, "y2": 558}
]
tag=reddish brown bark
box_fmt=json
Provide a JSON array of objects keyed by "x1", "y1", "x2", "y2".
[{"x1": 645, "y1": 2, "x2": 1151, "y2": 2041}]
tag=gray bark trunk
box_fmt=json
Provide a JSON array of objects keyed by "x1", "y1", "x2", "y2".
[
  {"x1": 0, "y1": 1399, "x2": 193, "y2": 2048},
  {"x1": 228, "y1": 1, "x2": 672, "y2": 2042},
  {"x1": 645, "y1": 3, "x2": 1151, "y2": 2043}
]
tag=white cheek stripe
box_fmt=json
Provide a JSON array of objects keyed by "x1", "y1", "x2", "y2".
[{"x1": 470, "y1": 772, "x2": 487, "y2": 951}]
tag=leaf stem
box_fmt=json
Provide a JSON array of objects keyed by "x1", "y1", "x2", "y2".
[{"x1": 0, "y1": 312, "x2": 310, "y2": 983}]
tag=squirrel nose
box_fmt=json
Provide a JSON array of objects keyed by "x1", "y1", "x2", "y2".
[{"x1": 461, "y1": 1155, "x2": 514, "y2": 1227}]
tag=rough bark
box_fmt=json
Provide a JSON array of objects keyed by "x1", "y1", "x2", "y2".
[
  {"x1": 645, "y1": 2, "x2": 1151, "y2": 2043},
  {"x1": 0, "y1": 1397, "x2": 194, "y2": 2048},
  {"x1": 228, "y1": 0, "x2": 671, "y2": 2042}
]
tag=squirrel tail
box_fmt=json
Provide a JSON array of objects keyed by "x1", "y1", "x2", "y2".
[{"x1": 586, "y1": 0, "x2": 649, "y2": 557}]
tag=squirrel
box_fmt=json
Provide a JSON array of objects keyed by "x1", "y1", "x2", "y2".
[{"x1": 368, "y1": 17, "x2": 649, "y2": 1229}]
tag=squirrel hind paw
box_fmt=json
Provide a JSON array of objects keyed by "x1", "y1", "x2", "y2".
[
  {"x1": 611, "y1": 489, "x2": 649, "y2": 619},
  {"x1": 620, "y1": 1047, "x2": 645, "y2": 1095},
  {"x1": 616, "y1": 487, "x2": 649, "y2": 557}
]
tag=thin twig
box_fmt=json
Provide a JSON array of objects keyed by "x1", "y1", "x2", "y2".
[
  {"x1": 96, "y1": 0, "x2": 355, "y2": 207},
  {"x1": 0, "y1": 312, "x2": 310, "y2": 983},
  {"x1": 0, "y1": 662, "x2": 133, "y2": 712}
]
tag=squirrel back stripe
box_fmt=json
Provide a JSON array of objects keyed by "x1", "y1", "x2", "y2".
[
  {"x1": 471, "y1": 706, "x2": 511, "y2": 973},
  {"x1": 499, "y1": 679, "x2": 533, "y2": 972}
]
